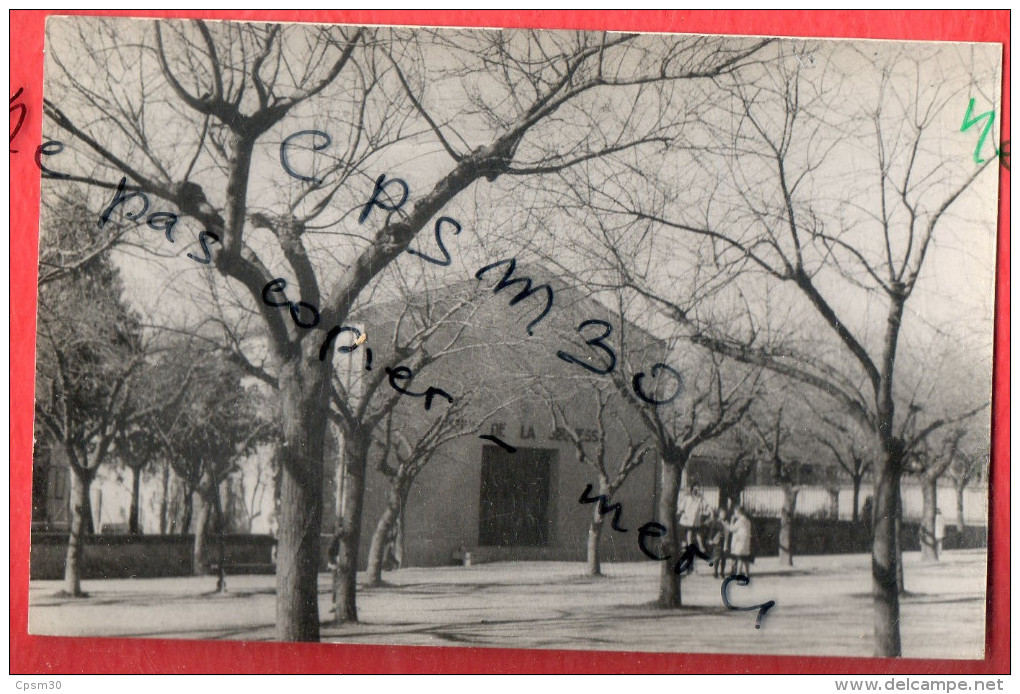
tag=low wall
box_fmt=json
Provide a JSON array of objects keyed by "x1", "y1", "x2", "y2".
[
  {"x1": 751, "y1": 518, "x2": 987, "y2": 557},
  {"x1": 34, "y1": 522, "x2": 986, "y2": 580},
  {"x1": 30, "y1": 533, "x2": 275, "y2": 580}
]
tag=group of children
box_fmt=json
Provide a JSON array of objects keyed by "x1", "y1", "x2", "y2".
[{"x1": 677, "y1": 483, "x2": 754, "y2": 578}]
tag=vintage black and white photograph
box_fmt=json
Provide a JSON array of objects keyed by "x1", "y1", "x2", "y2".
[{"x1": 28, "y1": 15, "x2": 1001, "y2": 659}]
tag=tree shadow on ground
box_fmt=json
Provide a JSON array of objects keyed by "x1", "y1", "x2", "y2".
[
  {"x1": 627, "y1": 601, "x2": 732, "y2": 617},
  {"x1": 847, "y1": 592, "x2": 980, "y2": 603},
  {"x1": 900, "y1": 594, "x2": 983, "y2": 605},
  {"x1": 103, "y1": 625, "x2": 277, "y2": 640},
  {"x1": 321, "y1": 601, "x2": 735, "y2": 648},
  {"x1": 729, "y1": 569, "x2": 814, "y2": 579},
  {"x1": 199, "y1": 588, "x2": 276, "y2": 599},
  {"x1": 357, "y1": 580, "x2": 595, "y2": 595},
  {"x1": 31, "y1": 586, "x2": 275, "y2": 609}
]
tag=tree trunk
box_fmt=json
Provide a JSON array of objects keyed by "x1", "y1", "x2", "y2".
[
  {"x1": 587, "y1": 513, "x2": 605, "y2": 577},
  {"x1": 955, "y1": 483, "x2": 966, "y2": 535},
  {"x1": 656, "y1": 454, "x2": 683, "y2": 609},
  {"x1": 826, "y1": 488, "x2": 839, "y2": 520},
  {"x1": 779, "y1": 484, "x2": 797, "y2": 566},
  {"x1": 192, "y1": 488, "x2": 211, "y2": 576},
  {"x1": 180, "y1": 487, "x2": 193, "y2": 536},
  {"x1": 334, "y1": 433, "x2": 368, "y2": 623},
  {"x1": 93, "y1": 488, "x2": 102, "y2": 533},
  {"x1": 129, "y1": 465, "x2": 142, "y2": 535},
  {"x1": 159, "y1": 462, "x2": 170, "y2": 535},
  {"x1": 586, "y1": 477, "x2": 612, "y2": 577},
  {"x1": 851, "y1": 477, "x2": 862, "y2": 523},
  {"x1": 393, "y1": 505, "x2": 405, "y2": 568},
  {"x1": 871, "y1": 295, "x2": 906, "y2": 657},
  {"x1": 274, "y1": 360, "x2": 329, "y2": 642},
  {"x1": 920, "y1": 476, "x2": 938, "y2": 562},
  {"x1": 719, "y1": 476, "x2": 744, "y2": 516},
  {"x1": 212, "y1": 481, "x2": 227, "y2": 593},
  {"x1": 63, "y1": 468, "x2": 92, "y2": 596},
  {"x1": 872, "y1": 438, "x2": 903, "y2": 657},
  {"x1": 365, "y1": 483, "x2": 402, "y2": 587},
  {"x1": 894, "y1": 507, "x2": 904, "y2": 593}
]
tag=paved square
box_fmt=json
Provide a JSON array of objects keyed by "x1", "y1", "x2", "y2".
[{"x1": 28, "y1": 550, "x2": 986, "y2": 658}]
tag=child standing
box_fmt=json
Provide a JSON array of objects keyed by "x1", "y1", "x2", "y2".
[
  {"x1": 676, "y1": 483, "x2": 710, "y2": 551},
  {"x1": 706, "y1": 508, "x2": 729, "y2": 578},
  {"x1": 727, "y1": 506, "x2": 754, "y2": 577}
]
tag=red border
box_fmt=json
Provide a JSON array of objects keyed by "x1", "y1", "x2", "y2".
[{"x1": 10, "y1": 10, "x2": 1010, "y2": 674}]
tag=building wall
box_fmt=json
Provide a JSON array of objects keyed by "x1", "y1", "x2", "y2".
[
  {"x1": 379, "y1": 414, "x2": 659, "y2": 567},
  {"x1": 32, "y1": 441, "x2": 71, "y2": 529}
]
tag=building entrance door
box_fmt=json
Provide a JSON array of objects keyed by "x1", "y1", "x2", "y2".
[{"x1": 478, "y1": 445, "x2": 554, "y2": 546}]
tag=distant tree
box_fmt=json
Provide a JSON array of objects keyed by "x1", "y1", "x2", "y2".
[
  {"x1": 114, "y1": 425, "x2": 162, "y2": 534},
  {"x1": 230, "y1": 449, "x2": 277, "y2": 533},
  {"x1": 717, "y1": 430, "x2": 758, "y2": 514},
  {"x1": 947, "y1": 443, "x2": 988, "y2": 535},
  {"x1": 151, "y1": 352, "x2": 275, "y2": 580},
  {"x1": 363, "y1": 401, "x2": 472, "y2": 587},
  {"x1": 33, "y1": 200, "x2": 188, "y2": 595},
  {"x1": 814, "y1": 415, "x2": 873, "y2": 524},
  {"x1": 908, "y1": 429, "x2": 961, "y2": 562},
  {"x1": 168, "y1": 467, "x2": 195, "y2": 536},
  {"x1": 891, "y1": 393, "x2": 986, "y2": 568},
  {"x1": 750, "y1": 407, "x2": 800, "y2": 566},
  {"x1": 154, "y1": 458, "x2": 174, "y2": 534}
]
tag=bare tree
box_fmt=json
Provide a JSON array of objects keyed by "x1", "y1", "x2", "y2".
[
  {"x1": 36, "y1": 189, "x2": 134, "y2": 287},
  {"x1": 150, "y1": 351, "x2": 274, "y2": 578},
  {"x1": 233, "y1": 450, "x2": 276, "y2": 533},
  {"x1": 750, "y1": 407, "x2": 802, "y2": 566},
  {"x1": 547, "y1": 383, "x2": 650, "y2": 576},
  {"x1": 328, "y1": 277, "x2": 490, "y2": 621},
  {"x1": 586, "y1": 42, "x2": 998, "y2": 655},
  {"x1": 907, "y1": 429, "x2": 961, "y2": 562},
  {"x1": 624, "y1": 351, "x2": 756, "y2": 608},
  {"x1": 364, "y1": 401, "x2": 469, "y2": 587},
  {"x1": 947, "y1": 442, "x2": 988, "y2": 535},
  {"x1": 33, "y1": 202, "x2": 191, "y2": 594},
  {"x1": 155, "y1": 459, "x2": 173, "y2": 534},
  {"x1": 814, "y1": 415, "x2": 873, "y2": 524},
  {"x1": 114, "y1": 428, "x2": 160, "y2": 535},
  {"x1": 717, "y1": 431, "x2": 758, "y2": 514}
]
